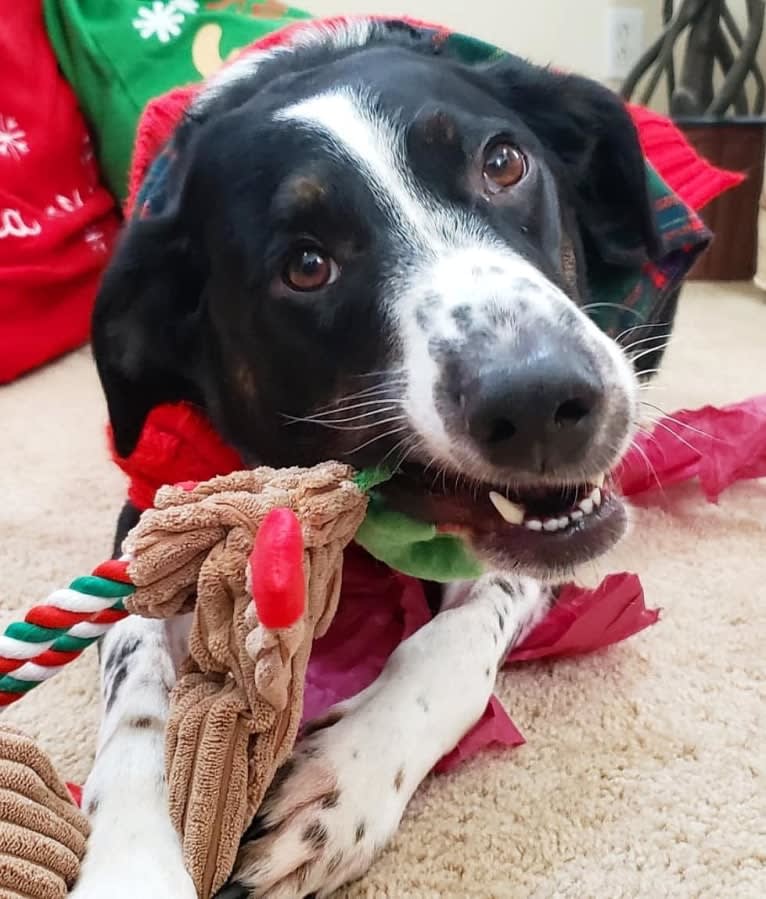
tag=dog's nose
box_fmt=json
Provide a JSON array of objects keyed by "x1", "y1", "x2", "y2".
[{"x1": 462, "y1": 353, "x2": 604, "y2": 472}]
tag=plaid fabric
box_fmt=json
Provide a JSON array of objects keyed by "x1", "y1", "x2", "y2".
[{"x1": 133, "y1": 18, "x2": 712, "y2": 339}]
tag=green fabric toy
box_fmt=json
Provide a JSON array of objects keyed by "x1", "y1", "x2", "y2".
[
  {"x1": 353, "y1": 469, "x2": 483, "y2": 581},
  {"x1": 43, "y1": 0, "x2": 311, "y2": 202}
]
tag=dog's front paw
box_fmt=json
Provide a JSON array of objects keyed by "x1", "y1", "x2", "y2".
[
  {"x1": 228, "y1": 705, "x2": 409, "y2": 898},
  {"x1": 71, "y1": 796, "x2": 197, "y2": 899}
]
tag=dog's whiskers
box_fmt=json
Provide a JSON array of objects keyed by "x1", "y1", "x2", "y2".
[
  {"x1": 629, "y1": 342, "x2": 672, "y2": 367},
  {"x1": 639, "y1": 401, "x2": 722, "y2": 444},
  {"x1": 615, "y1": 320, "x2": 671, "y2": 343},
  {"x1": 347, "y1": 425, "x2": 410, "y2": 455},
  {"x1": 580, "y1": 301, "x2": 645, "y2": 319},
  {"x1": 283, "y1": 401, "x2": 404, "y2": 426},
  {"x1": 622, "y1": 332, "x2": 674, "y2": 354}
]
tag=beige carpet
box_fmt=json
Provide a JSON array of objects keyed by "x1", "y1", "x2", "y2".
[{"x1": 2, "y1": 282, "x2": 765, "y2": 897}]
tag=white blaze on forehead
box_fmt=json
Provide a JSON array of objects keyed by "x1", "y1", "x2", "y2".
[{"x1": 275, "y1": 88, "x2": 485, "y2": 257}]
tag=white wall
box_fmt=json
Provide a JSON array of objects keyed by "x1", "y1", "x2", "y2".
[
  {"x1": 302, "y1": 0, "x2": 615, "y2": 80},
  {"x1": 302, "y1": 1, "x2": 766, "y2": 111}
]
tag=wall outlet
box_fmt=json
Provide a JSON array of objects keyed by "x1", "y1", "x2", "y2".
[{"x1": 606, "y1": 7, "x2": 645, "y2": 81}]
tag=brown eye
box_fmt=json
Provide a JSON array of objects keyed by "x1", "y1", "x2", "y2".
[
  {"x1": 283, "y1": 246, "x2": 338, "y2": 292},
  {"x1": 483, "y1": 142, "x2": 526, "y2": 191}
]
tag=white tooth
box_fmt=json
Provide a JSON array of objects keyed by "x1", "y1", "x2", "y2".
[
  {"x1": 590, "y1": 487, "x2": 602, "y2": 507},
  {"x1": 570, "y1": 509, "x2": 584, "y2": 521},
  {"x1": 594, "y1": 473, "x2": 606, "y2": 488},
  {"x1": 579, "y1": 497, "x2": 594, "y2": 515},
  {"x1": 488, "y1": 491, "x2": 525, "y2": 525},
  {"x1": 525, "y1": 519, "x2": 543, "y2": 531},
  {"x1": 543, "y1": 519, "x2": 560, "y2": 532},
  {"x1": 557, "y1": 517, "x2": 570, "y2": 529}
]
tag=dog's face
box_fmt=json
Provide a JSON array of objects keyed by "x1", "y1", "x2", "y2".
[{"x1": 94, "y1": 22, "x2": 662, "y2": 578}]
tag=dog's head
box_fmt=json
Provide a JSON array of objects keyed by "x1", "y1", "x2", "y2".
[{"x1": 94, "y1": 21, "x2": 662, "y2": 578}]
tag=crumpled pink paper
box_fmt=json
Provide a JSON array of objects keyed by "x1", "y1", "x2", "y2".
[
  {"x1": 617, "y1": 394, "x2": 766, "y2": 500},
  {"x1": 304, "y1": 394, "x2": 766, "y2": 771}
]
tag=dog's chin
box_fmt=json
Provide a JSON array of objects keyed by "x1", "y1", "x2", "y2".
[{"x1": 376, "y1": 461, "x2": 628, "y2": 580}]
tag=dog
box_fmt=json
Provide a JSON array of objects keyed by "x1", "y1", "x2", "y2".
[{"x1": 74, "y1": 19, "x2": 665, "y2": 898}]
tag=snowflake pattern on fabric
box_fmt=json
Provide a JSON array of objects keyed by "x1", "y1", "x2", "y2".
[
  {"x1": 0, "y1": 116, "x2": 29, "y2": 160},
  {"x1": 44, "y1": 190, "x2": 85, "y2": 219},
  {"x1": 132, "y1": 0, "x2": 199, "y2": 43},
  {"x1": 84, "y1": 226, "x2": 109, "y2": 254}
]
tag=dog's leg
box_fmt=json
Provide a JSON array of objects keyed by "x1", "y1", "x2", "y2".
[
  {"x1": 71, "y1": 614, "x2": 195, "y2": 899},
  {"x1": 228, "y1": 573, "x2": 552, "y2": 898}
]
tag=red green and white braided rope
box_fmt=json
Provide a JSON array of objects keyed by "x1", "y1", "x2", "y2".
[{"x1": 0, "y1": 560, "x2": 133, "y2": 707}]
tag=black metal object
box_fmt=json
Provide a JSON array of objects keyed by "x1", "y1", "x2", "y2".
[{"x1": 621, "y1": 0, "x2": 765, "y2": 117}]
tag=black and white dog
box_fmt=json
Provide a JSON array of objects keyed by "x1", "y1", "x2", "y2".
[{"x1": 76, "y1": 19, "x2": 664, "y2": 898}]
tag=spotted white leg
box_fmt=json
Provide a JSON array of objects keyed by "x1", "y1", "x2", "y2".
[
  {"x1": 227, "y1": 573, "x2": 552, "y2": 899},
  {"x1": 71, "y1": 614, "x2": 196, "y2": 899}
]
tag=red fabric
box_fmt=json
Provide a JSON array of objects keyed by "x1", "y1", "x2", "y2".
[
  {"x1": 628, "y1": 104, "x2": 745, "y2": 210},
  {"x1": 110, "y1": 403, "x2": 243, "y2": 511},
  {"x1": 0, "y1": 5, "x2": 119, "y2": 383}
]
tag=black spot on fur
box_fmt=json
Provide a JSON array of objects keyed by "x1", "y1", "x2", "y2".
[
  {"x1": 321, "y1": 789, "x2": 340, "y2": 809},
  {"x1": 416, "y1": 695, "x2": 430, "y2": 713},
  {"x1": 326, "y1": 851, "x2": 344, "y2": 875},
  {"x1": 394, "y1": 768, "x2": 405, "y2": 791},
  {"x1": 129, "y1": 715, "x2": 161, "y2": 730},
  {"x1": 451, "y1": 305, "x2": 472, "y2": 331},
  {"x1": 302, "y1": 710, "x2": 343, "y2": 737},
  {"x1": 105, "y1": 663, "x2": 128, "y2": 712},
  {"x1": 86, "y1": 796, "x2": 99, "y2": 816},
  {"x1": 493, "y1": 577, "x2": 517, "y2": 598},
  {"x1": 415, "y1": 306, "x2": 431, "y2": 329},
  {"x1": 303, "y1": 821, "x2": 329, "y2": 851},
  {"x1": 496, "y1": 609, "x2": 506, "y2": 632},
  {"x1": 240, "y1": 811, "x2": 271, "y2": 844},
  {"x1": 104, "y1": 637, "x2": 140, "y2": 674},
  {"x1": 485, "y1": 667, "x2": 492, "y2": 678},
  {"x1": 355, "y1": 821, "x2": 366, "y2": 843},
  {"x1": 214, "y1": 884, "x2": 249, "y2": 899}
]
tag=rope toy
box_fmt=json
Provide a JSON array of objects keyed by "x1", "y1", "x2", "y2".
[{"x1": 0, "y1": 562, "x2": 131, "y2": 705}]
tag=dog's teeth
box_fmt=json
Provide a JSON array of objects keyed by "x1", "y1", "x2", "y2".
[
  {"x1": 593, "y1": 473, "x2": 606, "y2": 488},
  {"x1": 525, "y1": 519, "x2": 543, "y2": 531},
  {"x1": 488, "y1": 491, "x2": 525, "y2": 525},
  {"x1": 578, "y1": 497, "x2": 594, "y2": 515},
  {"x1": 590, "y1": 487, "x2": 602, "y2": 507},
  {"x1": 543, "y1": 519, "x2": 560, "y2": 532},
  {"x1": 557, "y1": 517, "x2": 570, "y2": 529},
  {"x1": 570, "y1": 509, "x2": 584, "y2": 521}
]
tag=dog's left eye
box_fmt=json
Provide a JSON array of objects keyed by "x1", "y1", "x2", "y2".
[
  {"x1": 482, "y1": 142, "x2": 527, "y2": 192},
  {"x1": 282, "y1": 246, "x2": 340, "y2": 292}
]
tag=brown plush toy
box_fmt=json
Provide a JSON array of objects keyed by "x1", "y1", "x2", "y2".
[
  {"x1": 123, "y1": 461, "x2": 368, "y2": 898},
  {"x1": 0, "y1": 461, "x2": 367, "y2": 898},
  {"x1": 0, "y1": 726, "x2": 90, "y2": 899}
]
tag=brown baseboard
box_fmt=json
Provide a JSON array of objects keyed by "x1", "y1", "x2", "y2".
[{"x1": 677, "y1": 121, "x2": 766, "y2": 281}]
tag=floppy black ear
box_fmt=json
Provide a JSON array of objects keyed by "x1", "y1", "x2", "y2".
[
  {"x1": 484, "y1": 57, "x2": 662, "y2": 267},
  {"x1": 91, "y1": 210, "x2": 205, "y2": 458}
]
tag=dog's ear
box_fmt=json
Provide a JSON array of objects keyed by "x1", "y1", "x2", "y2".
[
  {"x1": 91, "y1": 205, "x2": 205, "y2": 458},
  {"x1": 484, "y1": 57, "x2": 662, "y2": 267}
]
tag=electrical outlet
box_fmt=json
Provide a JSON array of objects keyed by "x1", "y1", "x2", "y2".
[{"x1": 606, "y1": 7, "x2": 645, "y2": 81}]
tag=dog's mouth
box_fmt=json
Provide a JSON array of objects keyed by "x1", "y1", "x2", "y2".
[{"x1": 377, "y1": 463, "x2": 627, "y2": 575}]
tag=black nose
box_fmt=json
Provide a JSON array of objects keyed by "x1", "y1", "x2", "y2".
[{"x1": 462, "y1": 354, "x2": 604, "y2": 472}]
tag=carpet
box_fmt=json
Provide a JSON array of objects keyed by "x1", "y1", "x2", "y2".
[{"x1": 1, "y1": 281, "x2": 765, "y2": 898}]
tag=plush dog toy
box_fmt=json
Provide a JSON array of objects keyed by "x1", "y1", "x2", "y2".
[{"x1": 1, "y1": 461, "x2": 372, "y2": 898}]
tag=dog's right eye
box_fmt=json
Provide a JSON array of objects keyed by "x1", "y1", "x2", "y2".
[
  {"x1": 282, "y1": 246, "x2": 339, "y2": 292},
  {"x1": 482, "y1": 142, "x2": 527, "y2": 193}
]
